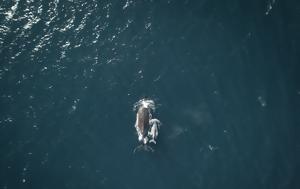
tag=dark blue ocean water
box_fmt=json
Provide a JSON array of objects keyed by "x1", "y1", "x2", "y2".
[{"x1": 1, "y1": 0, "x2": 300, "y2": 188}]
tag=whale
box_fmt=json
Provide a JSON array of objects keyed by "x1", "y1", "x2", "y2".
[
  {"x1": 148, "y1": 118, "x2": 161, "y2": 144},
  {"x1": 134, "y1": 99, "x2": 155, "y2": 144}
]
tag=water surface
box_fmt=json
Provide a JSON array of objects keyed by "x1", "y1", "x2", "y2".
[{"x1": 1, "y1": 0, "x2": 300, "y2": 189}]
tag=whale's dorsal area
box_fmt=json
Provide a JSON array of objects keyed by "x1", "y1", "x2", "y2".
[{"x1": 136, "y1": 107, "x2": 150, "y2": 138}]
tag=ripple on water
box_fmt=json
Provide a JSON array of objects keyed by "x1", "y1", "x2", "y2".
[{"x1": 4, "y1": 0, "x2": 20, "y2": 21}]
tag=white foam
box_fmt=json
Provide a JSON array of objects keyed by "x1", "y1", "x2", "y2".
[
  {"x1": 59, "y1": 15, "x2": 75, "y2": 32},
  {"x1": 265, "y1": 0, "x2": 276, "y2": 15},
  {"x1": 137, "y1": 99, "x2": 156, "y2": 111},
  {"x1": 24, "y1": 16, "x2": 41, "y2": 29},
  {"x1": 5, "y1": 0, "x2": 19, "y2": 21}
]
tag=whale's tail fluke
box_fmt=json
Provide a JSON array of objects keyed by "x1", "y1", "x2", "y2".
[{"x1": 133, "y1": 144, "x2": 154, "y2": 153}]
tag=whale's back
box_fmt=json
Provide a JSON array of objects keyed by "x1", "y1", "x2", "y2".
[{"x1": 137, "y1": 107, "x2": 150, "y2": 137}]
